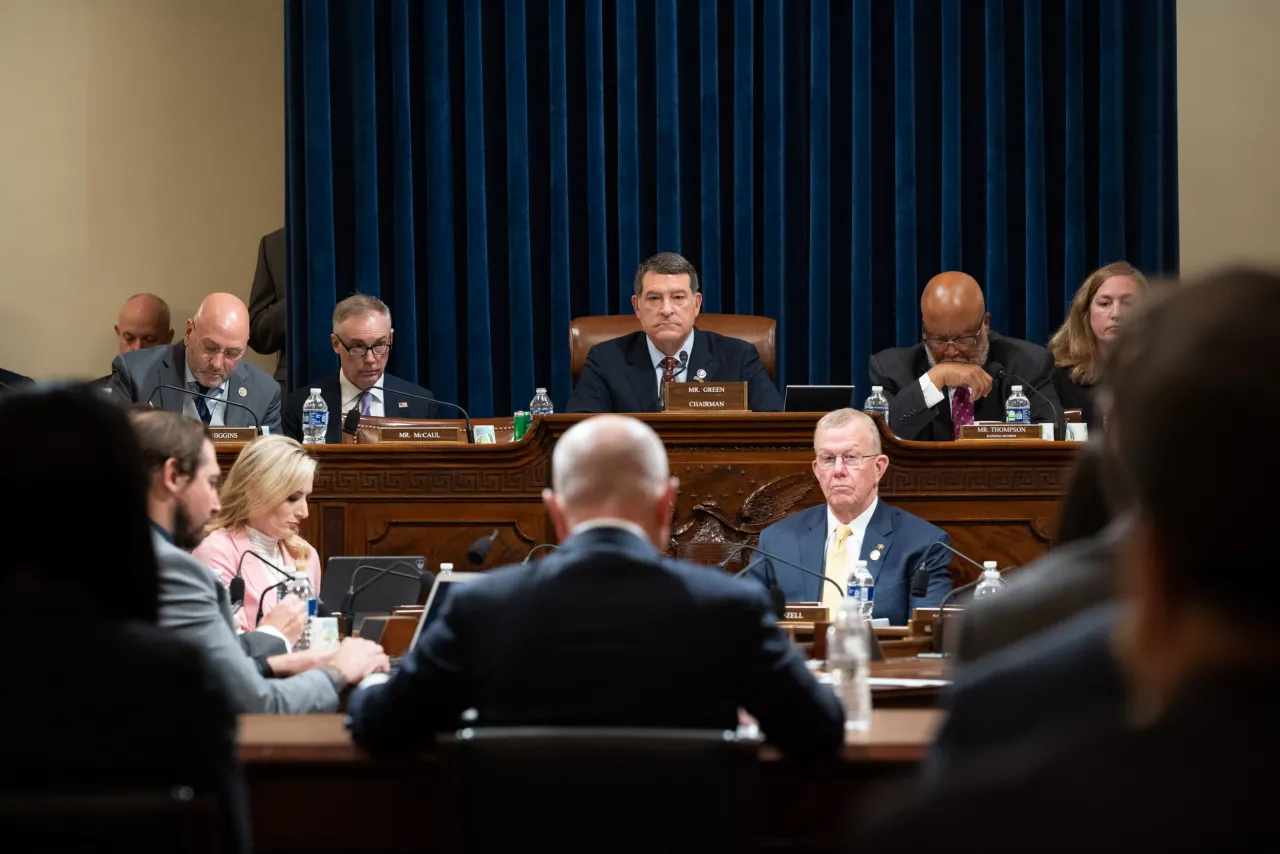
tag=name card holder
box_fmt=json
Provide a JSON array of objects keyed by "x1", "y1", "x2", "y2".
[
  {"x1": 663, "y1": 381, "x2": 748, "y2": 412},
  {"x1": 349, "y1": 416, "x2": 470, "y2": 444},
  {"x1": 779, "y1": 603, "x2": 829, "y2": 624},
  {"x1": 207, "y1": 427, "x2": 257, "y2": 443},
  {"x1": 957, "y1": 422, "x2": 1054, "y2": 441},
  {"x1": 377, "y1": 426, "x2": 465, "y2": 444}
]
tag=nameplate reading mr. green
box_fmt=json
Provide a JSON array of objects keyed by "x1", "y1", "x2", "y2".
[
  {"x1": 663, "y1": 381, "x2": 748, "y2": 412},
  {"x1": 378, "y1": 426, "x2": 463, "y2": 444}
]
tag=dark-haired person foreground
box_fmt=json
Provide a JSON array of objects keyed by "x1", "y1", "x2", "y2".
[
  {"x1": 0, "y1": 387, "x2": 248, "y2": 852},
  {"x1": 348, "y1": 415, "x2": 843, "y2": 757},
  {"x1": 566, "y1": 252, "x2": 783, "y2": 413},
  {"x1": 862, "y1": 269, "x2": 1280, "y2": 849}
]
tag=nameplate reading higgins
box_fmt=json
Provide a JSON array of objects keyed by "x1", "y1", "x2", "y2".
[
  {"x1": 207, "y1": 427, "x2": 257, "y2": 443},
  {"x1": 378, "y1": 426, "x2": 464, "y2": 444},
  {"x1": 663, "y1": 381, "x2": 748, "y2": 412}
]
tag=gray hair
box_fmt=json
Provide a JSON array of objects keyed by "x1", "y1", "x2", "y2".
[
  {"x1": 551, "y1": 415, "x2": 669, "y2": 508},
  {"x1": 633, "y1": 252, "x2": 701, "y2": 297},
  {"x1": 814, "y1": 408, "x2": 882, "y2": 455},
  {"x1": 333, "y1": 294, "x2": 392, "y2": 332}
]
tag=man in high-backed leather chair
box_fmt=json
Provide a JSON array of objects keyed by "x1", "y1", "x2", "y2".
[{"x1": 566, "y1": 252, "x2": 783, "y2": 414}]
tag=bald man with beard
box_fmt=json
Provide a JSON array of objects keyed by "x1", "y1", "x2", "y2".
[
  {"x1": 109, "y1": 292, "x2": 282, "y2": 434},
  {"x1": 868, "y1": 272, "x2": 1059, "y2": 441}
]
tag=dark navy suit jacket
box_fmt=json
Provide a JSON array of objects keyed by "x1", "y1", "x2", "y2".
[
  {"x1": 745, "y1": 501, "x2": 952, "y2": 625},
  {"x1": 282, "y1": 372, "x2": 438, "y2": 444},
  {"x1": 565, "y1": 327, "x2": 783, "y2": 413},
  {"x1": 347, "y1": 526, "x2": 845, "y2": 758},
  {"x1": 0, "y1": 367, "x2": 33, "y2": 389}
]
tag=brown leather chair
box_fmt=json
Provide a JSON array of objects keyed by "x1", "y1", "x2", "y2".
[{"x1": 569, "y1": 314, "x2": 777, "y2": 384}]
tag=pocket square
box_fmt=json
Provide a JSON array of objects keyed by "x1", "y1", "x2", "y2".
[{"x1": 398, "y1": 401, "x2": 408, "y2": 409}]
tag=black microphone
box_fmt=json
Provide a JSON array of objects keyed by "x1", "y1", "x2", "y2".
[
  {"x1": 909, "y1": 567, "x2": 931, "y2": 598},
  {"x1": 914, "y1": 538, "x2": 986, "y2": 577},
  {"x1": 926, "y1": 577, "x2": 986, "y2": 658},
  {"x1": 521, "y1": 543, "x2": 560, "y2": 564},
  {"x1": 989, "y1": 363, "x2": 1064, "y2": 441},
  {"x1": 147, "y1": 384, "x2": 263, "y2": 434},
  {"x1": 467, "y1": 529, "x2": 500, "y2": 565},
  {"x1": 722, "y1": 543, "x2": 846, "y2": 602},
  {"x1": 231, "y1": 549, "x2": 297, "y2": 612},
  {"x1": 340, "y1": 560, "x2": 432, "y2": 638},
  {"x1": 657, "y1": 350, "x2": 692, "y2": 410},
  {"x1": 342, "y1": 408, "x2": 362, "y2": 438},
  {"x1": 357, "y1": 384, "x2": 474, "y2": 443},
  {"x1": 254, "y1": 579, "x2": 293, "y2": 628}
]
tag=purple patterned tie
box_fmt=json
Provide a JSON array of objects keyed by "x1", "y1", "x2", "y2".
[
  {"x1": 360, "y1": 391, "x2": 372, "y2": 417},
  {"x1": 952, "y1": 384, "x2": 975, "y2": 439}
]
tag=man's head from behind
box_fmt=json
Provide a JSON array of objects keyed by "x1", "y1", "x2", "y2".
[
  {"x1": 184, "y1": 293, "x2": 250, "y2": 388},
  {"x1": 1108, "y1": 269, "x2": 1280, "y2": 714},
  {"x1": 921, "y1": 272, "x2": 991, "y2": 368},
  {"x1": 331, "y1": 294, "x2": 394, "y2": 390},
  {"x1": 115, "y1": 293, "x2": 173, "y2": 354},
  {"x1": 131, "y1": 410, "x2": 222, "y2": 551},
  {"x1": 542, "y1": 415, "x2": 678, "y2": 548},
  {"x1": 631, "y1": 252, "x2": 703, "y2": 357},
  {"x1": 812, "y1": 409, "x2": 888, "y2": 524}
]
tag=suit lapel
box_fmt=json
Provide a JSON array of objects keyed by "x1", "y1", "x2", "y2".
[
  {"x1": 797, "y1": 504, "x2": 826, "y2": 602},
  {"x1": 623, "y1": 333, "x2": 661, "y2": 412},
  {"x1": 859, "y1": 500, "x2": 895, "y2": 585},
  {"x1": 323, "y1": 375, "x2": 344, "y2": 443},
  {"x1": 684, "y1": 327, "x2": 719, "y2": 384},
  {"x1": 156, "y1": 344, "x2": 187, "y2": 415},
  {"x1": 225, "y1": 366, "x2": 249, "y2": 428}
]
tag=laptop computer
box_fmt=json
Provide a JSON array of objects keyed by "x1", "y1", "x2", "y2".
[
  {"x1": 388, "y1": 571, "x2": 484, "y2": 672},
  {"x1": 783, "y1": 385, "x2": 857, "y2": 412},
  {"x1": 321, "y1": 555, "x2": 429, "y2": 628}
]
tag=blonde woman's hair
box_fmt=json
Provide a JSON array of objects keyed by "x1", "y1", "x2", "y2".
[
  {"x1": 1048, "y1": 261, "x2": 1149, "y2": 386},
  {"x1": 205, "y1": 434, "x2": 318, "y2": 563}
]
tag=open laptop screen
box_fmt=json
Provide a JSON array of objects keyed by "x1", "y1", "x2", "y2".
[{"x1": 405, "y1": 571, "x2": 483, "y2": 654}]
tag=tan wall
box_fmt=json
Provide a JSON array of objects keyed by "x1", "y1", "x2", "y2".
[
  {"x1": 0, "y1": 0, "x2": 283, "y2": 380},
  {"x1": 1178, "y1": 0, "x2": 1280, "y2": 276}
]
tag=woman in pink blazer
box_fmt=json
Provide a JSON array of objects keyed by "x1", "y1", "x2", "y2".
[{"x1": 193, "y1": 435, "x2": 322, "y2": 633}]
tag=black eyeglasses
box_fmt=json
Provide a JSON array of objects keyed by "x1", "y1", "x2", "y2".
[
  {"x1": 335, "y1": 336, "x2": 392, "y2": 358},
  {"x1": 922, "y1": 332, "x2": 981, "y2": 348}
]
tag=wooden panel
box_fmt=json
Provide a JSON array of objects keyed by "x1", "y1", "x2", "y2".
[{"x1": 217, "y1": 414, "x2": 1077, "y2": 582}]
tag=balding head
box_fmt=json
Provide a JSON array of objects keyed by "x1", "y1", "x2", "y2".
[
  {"x1": 543, "y1": 415, "x2": 677, "y2": 548},
  {"x1": 115, "y1": 293, "x2": 173, "y2": 354},
  {"x1": 183, "y1": 293, "x2": 250, "y2": 388},
  {"x1": 921, "y1": 272, "x2": 991, "y2": 366}
]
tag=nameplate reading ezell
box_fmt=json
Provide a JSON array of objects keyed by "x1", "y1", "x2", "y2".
[{"x1": 663, "y1": 381, "x2": 748, "y2": 412}]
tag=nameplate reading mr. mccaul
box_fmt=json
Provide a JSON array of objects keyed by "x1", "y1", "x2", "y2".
[
  {"x1": 378, "y1": 427, "x2": 464, "y2": 444},
  {"x1": 663, "y1": 381, "x2": 748, "y2": 412},
  {"x1": 207, "y1": 427, "x2": 257, "y2": 443}
]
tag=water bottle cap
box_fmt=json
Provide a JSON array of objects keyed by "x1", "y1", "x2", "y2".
[
  {"x1": 854, "y1": 559, "x2": 868, "y2": 568},
  {"x1": 535, "y1": 387, "x2": 547, "y2": 394},
  {"x1": 440, "y1": 562, "x2": 454, "y2": 572},
  {"x1": 983, "y1": 561, "x2": 998, "y2": 569},
  {"x1": 871, "y1": 386, "x2": 883, "y2": 393},
  {"x1": 310, "y1": 388, "x2": 321, "y2": 394},
  {"x1": 1012, "y1": 385, "x2": 1023, "y2": 392}
]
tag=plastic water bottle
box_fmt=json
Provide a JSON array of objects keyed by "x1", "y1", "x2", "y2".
[
  {"x1": 863, "y1": 385, "x2": 889, "y2": 419},
  {"x1": 301, "y1": 389, "x2": 328, "y2": 444},
  {"x1": 529, "y1": 388, "x2": 554, "y2": 416},
  {"x1": 973, "y1": 561, "x2": 1007, "y2": 600},
  {"x1": 283, "y1": 575, "x2": 317, "y2": 650},
  {"x1": 846, "y1": 559, "x2": 875, "y2": 620},
  {"x1": 1005, "y1": 385, "x2": 1031, "y2": 424},
  {"x1": 827, "y1": 597, "x2": 872, "y2": 732}
]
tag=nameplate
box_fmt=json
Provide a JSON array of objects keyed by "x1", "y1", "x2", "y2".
[
  {"x1": 957, "y1": 423, "x2": 1053, "y2": 441},
  {"x1": 378, "y1": 426, "x2": 464, "y2": 443},
  {"x1": 663, "y1": 381, "x2": 748, "y2": 412},
  {"x1": 207, "y1": 427, "x2": 256, "y2": 443},
  {"x1": 780, "y1": 603, "x2": 828, "y2": 623}
]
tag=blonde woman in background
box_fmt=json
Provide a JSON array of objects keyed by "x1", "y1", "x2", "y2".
[
  {"x1": 194, "y1": 434, "x2": 321, "y2": 632},
  {"x1": 1043, "y1": 261, "x2": 1150, "y2": 432}
]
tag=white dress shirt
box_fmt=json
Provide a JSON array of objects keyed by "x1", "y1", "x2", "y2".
[
  {"x1": 824, "y1": 497, "x2": 879, "y2": 580},
  {"x1": 183, "y1": 362, "x2": 230, "y2": 426},
  {"x1": 339, "y1": 372, "x2": 385, "y2": 418},
  {"x1": 645, "y1": 329, "x2": 696, "y2": 392}
]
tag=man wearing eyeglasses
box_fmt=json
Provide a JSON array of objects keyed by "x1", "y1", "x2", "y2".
[
  {"x1": 109, "y1": 292, "x2": 283, "y2": 434},
  {"x1": 869, "y1": 272, "x2": 1059, "y2": 441},
  {"x1": 745, "y1": 408, "x2": 952, "y2": 624},
  {"x1": 282, "y1": 294, "x2": 437, "y2": 444}
]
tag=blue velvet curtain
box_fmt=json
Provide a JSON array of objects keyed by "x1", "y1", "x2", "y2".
[{"x1": 286, "y1": 0, "x2": 1178, "y2": 417}]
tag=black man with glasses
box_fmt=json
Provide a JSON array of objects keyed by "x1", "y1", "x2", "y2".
[
  {"x1": 744, "y1": 408, "x2": 951, "y2": 625},
  {"x1": 282, "y1": 294, "x2": 438, "y2": 444},
  {"x1": 868, "y1": 272, "x2": 1059, "y2": 441}
]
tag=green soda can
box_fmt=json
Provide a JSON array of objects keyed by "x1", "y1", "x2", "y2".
[{"x1": 513, "y1": 410, "x2": 532, "y2": 440}]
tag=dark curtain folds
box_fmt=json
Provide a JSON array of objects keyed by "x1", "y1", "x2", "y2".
[{"x1": 286, "y1": 0, "x2": 1178, "y2": 417}]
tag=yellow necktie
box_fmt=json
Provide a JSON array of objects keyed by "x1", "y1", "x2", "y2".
[{"x1": 823, "y1": 524, "x2": 852, "y2": 612}]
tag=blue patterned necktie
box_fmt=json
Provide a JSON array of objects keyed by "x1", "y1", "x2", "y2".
[{"x1": 190, "y1": 382, "x2": 213, "y2": 423}]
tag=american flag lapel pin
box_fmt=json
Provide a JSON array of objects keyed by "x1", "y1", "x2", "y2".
[{"x1": 398, "y1": 401, "x2": 409, "y2": 409}]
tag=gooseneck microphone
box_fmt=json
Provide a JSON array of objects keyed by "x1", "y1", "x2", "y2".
[
  {"x1": 988, "y1": 362, "x2": 1064, "y2": 440},
  {"x1": 147, "y1": 384, "x2": 263, "y2": 434},
  {"x1": 340, "y1": 560, "x2": 433, "y2": 638},
  {"x1": 721, "y1": 542, "x2": 847, "y2": 601},
  {"x1": 355, "y1": 385, "x2": 474, "y2": 443},
  {"x1": 467, "y1": 529, "x2": 500, "y2": 565},
  {"x1": 657, "y1": 350, "x2": 692, "y2": 410},
  {"x1": 521, "y1": 543, "x2": 560, "y2": 564},
  {"x1": 231, "y1": 549, "x2": 296, "y2": 612}
]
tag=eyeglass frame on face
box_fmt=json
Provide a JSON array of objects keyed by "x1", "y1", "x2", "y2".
[
  {"x1": 922, "y1": 329, "x2": 983, "y2": 349},
  {"x1": 814, "y1": 452, "x2": 879, "y2": 470},
  {"x1": 197, "y1": 339, "x2": 245, "y2": 362},
  {"x1": 334, "y1": 336, "x2": 392, "y2": 359}
]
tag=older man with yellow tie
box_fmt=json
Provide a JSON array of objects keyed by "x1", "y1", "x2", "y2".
[{"x1": 745, "y1": 409, "x2": 953, "y2": 624}]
